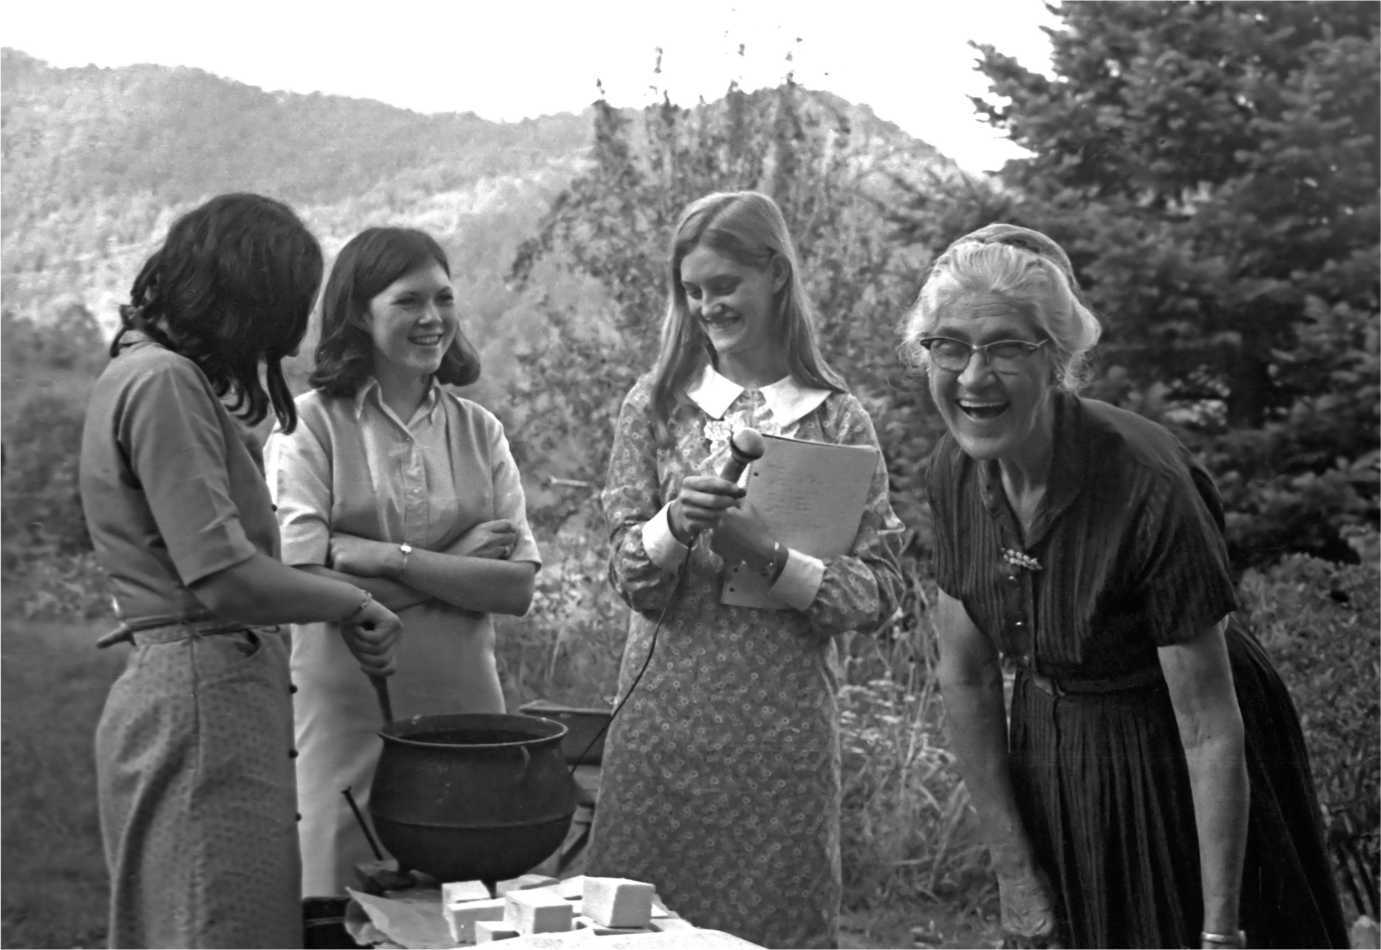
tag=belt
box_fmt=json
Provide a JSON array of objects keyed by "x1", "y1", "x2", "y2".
[
  {"x1": 1020, "y1": 664, "x2": 1163, "y2": 698},
  {"x1": 96, "y1": 615, "x2": 263, "y2": 648}
]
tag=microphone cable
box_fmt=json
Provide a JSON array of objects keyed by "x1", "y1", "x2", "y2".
[{"x1": 565, "y1": 545, "x2": 691, "y2": 776}]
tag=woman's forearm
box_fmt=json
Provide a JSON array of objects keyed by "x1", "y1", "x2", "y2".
[
  {"x1": 401, "y1": 550, "x2": 536, "y2": 616},
  {"x1": 297, "y1": 565, "x2": 429, "y2": 612},
  {"x1": 1160, "y1": 625, "x2": 1249, "y2": 938},
  {"x1": 1182, "y1": 718, "x2": 1249, "y2": 934},
  {"x1": 190, "y1": 552, "x2": 377, "y2": 625},
  {"x1": 941, "y1": 668, "x2": 1039, "y2": 874}
]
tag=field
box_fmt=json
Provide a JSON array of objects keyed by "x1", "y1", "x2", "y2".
[{"x1": 1, "y1": 615, "x2": 122, "y2": 948}]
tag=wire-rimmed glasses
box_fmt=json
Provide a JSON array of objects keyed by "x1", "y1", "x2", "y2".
[{"x1": 917, "y1": 336, "x2": 1048, "y2": 374}]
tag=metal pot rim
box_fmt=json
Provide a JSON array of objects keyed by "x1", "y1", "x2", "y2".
[{"x1": 377, "y1": 711, "x2": 568, "y2": 748}]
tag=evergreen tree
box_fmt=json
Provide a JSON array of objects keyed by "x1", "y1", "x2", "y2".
[{"x1": 897, "y1": 1, "x2": 1379, "y2": 567}]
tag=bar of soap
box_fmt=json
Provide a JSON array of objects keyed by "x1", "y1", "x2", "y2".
[
  {"x1": 651, "y1": 915, "x2": 696, "y2": 932},
  {"x1": 495, "y1": 873, "x2": 559, "y2": 896},
  {"x1": 575, "y1": 915, "x2": 655, "y2": 935},
  {"x1": 581, "y1": 877, "x2": 655, "y2": 928},
  {"x1": 441, "y1": 879, "x2": 492, "y2": 905},
  {"x1": 443, "y1": 897, "x2": 506, "y2": 943},
  {"x1": 504, "y1": 889, "x2": 574, "y2": 934},
  {"x1": 554, "y1": 875, "x2": 586, "y2": 900},
  {"x1": 474, "y1": 919, "x2": 520, "y2": 943}
]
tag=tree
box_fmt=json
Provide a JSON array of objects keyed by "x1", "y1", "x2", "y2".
[
  {"x1": 896, "y1": 1, "x2": 1379, "y2": 567},
  {"x1": 508, "y1": 74, "x2": 936, "y2": 529}
]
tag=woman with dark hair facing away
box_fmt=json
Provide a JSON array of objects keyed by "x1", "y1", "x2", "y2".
[
  {"x1": 78, "y1": 193, "x2": 403, "y2": 949},
  {"x1": 265, "y1": 226, "x2": 541, "y2": 897},
  {"x1": 903, "y1": 223, "x2": 1347, "y2": 948},
  {"x1": 584, "y1": 191, "x2": 906, "y2": 948}
]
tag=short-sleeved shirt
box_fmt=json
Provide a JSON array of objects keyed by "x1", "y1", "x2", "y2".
[
  {"x1": 78, "y1": 332, "x2": 279, "y2": 625},
  {"x1": 927, "y1": 391, "x2": 1238, "y2": 682}
]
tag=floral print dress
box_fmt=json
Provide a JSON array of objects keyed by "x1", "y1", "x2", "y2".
[{"x1": 585, "y1": 366, "x2": 906, "y2": 949}]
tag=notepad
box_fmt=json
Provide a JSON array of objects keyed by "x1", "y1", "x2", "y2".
[{"x1": 720, "y1": 433, "x2": 879, "y2": 609}]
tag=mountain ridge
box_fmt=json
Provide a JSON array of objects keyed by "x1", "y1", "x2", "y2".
[{"x1": 1, "y1": 47, "x2": 948, "y2": 330}]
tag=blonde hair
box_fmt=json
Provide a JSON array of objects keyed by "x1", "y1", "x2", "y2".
[
  {"x1": 648, "y1": 191, "x2": 844, "y2": 429},
  {"x1": 900, "y1": 223, "x2": 1102, "y2": 391}
]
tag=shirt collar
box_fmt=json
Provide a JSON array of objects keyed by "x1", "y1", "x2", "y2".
[
  {"x1": 975, "y1": 390, "x2": 1090, "y2": 546},
  {"x1": 685, "y1": 364, "x2": 832, "y2": 429},
  {"x1": 353, "y1": 376, "x2": 443, "y2": 425}
]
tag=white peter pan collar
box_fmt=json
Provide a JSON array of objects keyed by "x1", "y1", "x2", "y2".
[{"x1": 685, "y1": 364, "x2": 831, "y2": 430}]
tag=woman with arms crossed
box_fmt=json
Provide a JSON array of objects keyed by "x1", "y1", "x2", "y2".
[
  {"x1": 905, "y1": 223, "x2": 1346, "y2": 948},
  {"x1": 79, "y1": 193, "x2": 402, "y2": 948},
  {"x1": 266, "y1": 226, "x2": 541, "y2": 898}
]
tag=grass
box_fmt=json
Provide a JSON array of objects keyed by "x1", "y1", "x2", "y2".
[{"x1": 2, "y1": 613, "x2": 123, "y2": 949}]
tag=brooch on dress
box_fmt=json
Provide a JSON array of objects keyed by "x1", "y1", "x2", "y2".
[{"x1": 1002, "y1": 548, "x2": 1043, "y2": 572}]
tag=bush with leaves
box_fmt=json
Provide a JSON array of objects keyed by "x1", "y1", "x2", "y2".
[{"x1": 1240, "y1": 547, "x2": 1380, "y2": 917}]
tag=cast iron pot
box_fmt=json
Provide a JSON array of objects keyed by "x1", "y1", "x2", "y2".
[{"x1": 369, "y1": 712, "x2": 576, "y2": 883}]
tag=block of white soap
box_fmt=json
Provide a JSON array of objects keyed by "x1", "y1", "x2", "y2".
[
  {"x1": 505, "y1": 888, "x2": 574, "y2": 934},
  {"x1": 474, "y1": 919, "x2": 520, "y2": 943},
  {"x1": 442, "y1": 897, "x2": 506, "y2": 943},
  {"x1": 555, "y1": 875, "x2": 586, "y2": 900},
  {"x1": 441, "y1": 879, "x2": 492, "y2": 905},
  {"x1": 581, "y1": 877, "x2": 656, "y2": 928},
  {"x1": 651, "y1": 915, "x2": 696, "y2": 932},
  {"x1": 575, "y1": 915, "x2": 654, "y2": 935},
  {"x1": 495, "y1": 873, "x2": 559, "y2": 896}
]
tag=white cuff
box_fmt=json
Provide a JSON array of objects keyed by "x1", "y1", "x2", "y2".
[
  {"x1": 642, "y1": 504, "x2": 691, "y2": 572},
  {"x1": 772, "y1": 548, "x2": 824, "y2": 610}
]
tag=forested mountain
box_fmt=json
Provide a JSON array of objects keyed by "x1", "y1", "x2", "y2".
[
  {"x1": 0, "y1": 48, "x2": 942, "y2": 338},
  {"x1": 0, "y1": 47, "x2": 596, "y2": 332}
]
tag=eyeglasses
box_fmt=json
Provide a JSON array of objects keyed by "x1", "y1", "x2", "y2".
[{"x1": 917, "y1": 336, "x2": 1048, "y2": 374}]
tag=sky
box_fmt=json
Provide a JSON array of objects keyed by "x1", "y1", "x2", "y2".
[{"x1": 3, "y1": 0, "x2": 1059, "y2": 173}]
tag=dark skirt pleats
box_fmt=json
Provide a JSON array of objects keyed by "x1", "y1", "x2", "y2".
[{"x1": 1008, "y1": 622, "x2": 1347, "y2": 948}]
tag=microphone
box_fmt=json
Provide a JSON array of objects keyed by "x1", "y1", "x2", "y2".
[{"x1": 720, "y1": 427, "x2": 766, "y2": 484}]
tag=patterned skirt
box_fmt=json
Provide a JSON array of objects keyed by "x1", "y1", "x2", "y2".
[{"x1": 95, "y1": 623, "x2": 300, "y2": 949}]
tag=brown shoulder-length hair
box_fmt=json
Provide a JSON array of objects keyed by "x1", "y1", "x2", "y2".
[
  {"x1": 112, "y1": 192, "x2": 323, "y2": 432},
  {"x1": 309, "y1": 227, "x2": 480, "y2": 397},
  {"x1": 648, "y1": 191, "x2": 845, "y2": 432}
]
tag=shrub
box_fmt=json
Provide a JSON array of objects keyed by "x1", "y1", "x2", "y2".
[
  {"x1": 838, "y1": 560, "x2": 989, "y2": 912},
  {"x1": 2, "y1": 385, "x2": 93, "y2": 556},
  {"x1": 495, "y1": 505, "x2": 626, "y2": 710},
  {"x1": 1240, "y1": 546, "x2": 1380, "y2": 917},
  {"x1": 1, "y1": 548, "x2": 112, "y2": 621}
]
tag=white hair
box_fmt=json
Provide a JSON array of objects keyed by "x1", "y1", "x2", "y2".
[{"x1": 900, "y1": 227, "x2": 1103, "y2": 391}]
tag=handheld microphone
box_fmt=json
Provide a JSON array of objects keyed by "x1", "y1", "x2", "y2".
[{"x1": 720, "y1": 427, "x2": 766, "y2": 484}]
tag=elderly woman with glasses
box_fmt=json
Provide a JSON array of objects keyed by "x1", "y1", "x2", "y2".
[{"x1": 902, "y1": 224, "x2": 1346, "y2": 949}]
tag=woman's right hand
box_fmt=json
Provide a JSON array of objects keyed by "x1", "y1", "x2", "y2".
[
  {"x1": 449, "y1": 519, "x2": 519, "y2": 560},
  {"x1": 340, "y1": 599, "x2": 404, "y2": 677},
  {"x1": 669, "y1": 475, "x2": 746, "y2": 541}
]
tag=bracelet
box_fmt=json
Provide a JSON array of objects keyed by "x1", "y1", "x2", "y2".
[
  {"x1": 341, "y1": 590, "x2": 373, "y2": 624},
  {"x1": 1200, "y1": 929, "x2": 1246, "y2": 948},
  {"x1": 398, "y1": 542, "x2": 413, "y2": 578},
  {"x1": 757, "y1": 541, "x2": 787, "y2": 582}
]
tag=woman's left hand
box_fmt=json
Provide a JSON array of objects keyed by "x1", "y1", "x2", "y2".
[
  {"x1": 710, "y1": 503, "x2": 774, "y2": 567},
  {"x1": 329, "y1": 532, "x2": 400, "y2": 577}
]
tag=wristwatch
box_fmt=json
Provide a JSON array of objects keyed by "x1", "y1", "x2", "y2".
[{"x1": 398, "y1": 542, "x2": 413, "y2": 577}]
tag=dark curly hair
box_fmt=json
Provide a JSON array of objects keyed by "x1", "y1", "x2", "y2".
[
  {"x1": 309, "y1": 227, "x2": 480, "y2": 397},
  {"x1": 111, "y1": 192, "x2": 323, "y2": 432}
]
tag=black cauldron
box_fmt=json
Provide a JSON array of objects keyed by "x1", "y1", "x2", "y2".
[{"x1": 369, "y1": 712, "x2": 576, "y2": 883}]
